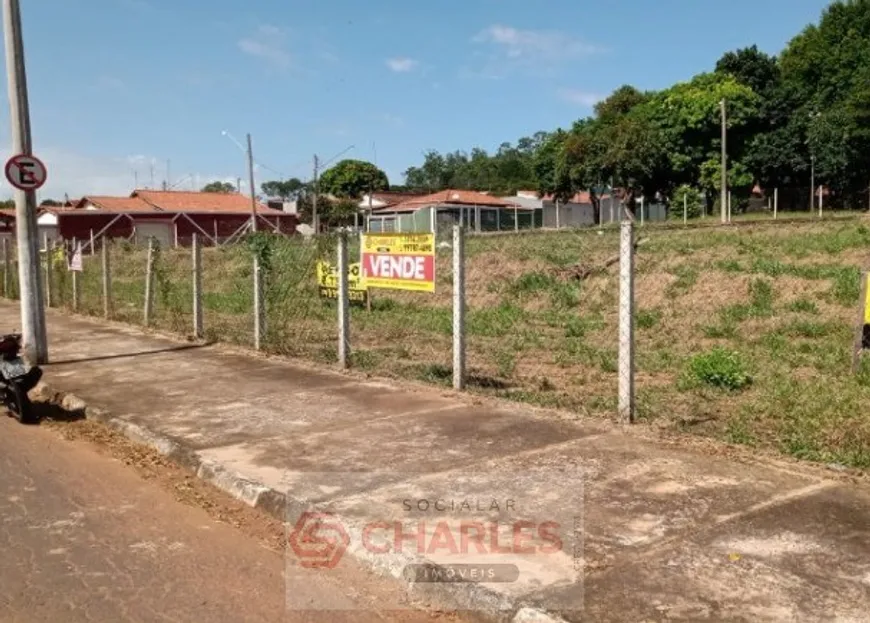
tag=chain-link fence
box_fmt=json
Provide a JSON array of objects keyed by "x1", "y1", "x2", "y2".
[{"x1": 6, "y1": 213, "x2": 870, "y2": 468}]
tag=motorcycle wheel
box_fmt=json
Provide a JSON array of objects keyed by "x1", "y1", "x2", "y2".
[{"x1": 9, "y1": 384, "x2": 37, "y2": 425}]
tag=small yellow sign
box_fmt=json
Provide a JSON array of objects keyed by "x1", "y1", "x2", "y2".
[
  {"x1": 316, "y1": 260, "x2": 368, "y2": 304},
  {"x1": 863, "y1": 273, "x2": 870, "y2": 325}
]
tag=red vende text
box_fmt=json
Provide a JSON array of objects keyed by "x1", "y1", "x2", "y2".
[{"x1": 363, "y1": 253, "x2": 435, "y2": 282}]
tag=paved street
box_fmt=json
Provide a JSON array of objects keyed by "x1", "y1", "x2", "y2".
[{"x1": 0, "y1": 415, "x2": 460, "y2": 623}]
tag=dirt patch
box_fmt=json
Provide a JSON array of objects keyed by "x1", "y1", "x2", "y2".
[{"x1": 44, "y1": 417, "x2": 287, "y2": 551}]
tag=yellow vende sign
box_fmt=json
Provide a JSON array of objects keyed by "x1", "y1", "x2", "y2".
[
  {"x1": 360, "y1": 233, "x2": 435, "y2": 292},
  {"x1": 316, "y1": 260, "x2": 368, "y2": 304}
]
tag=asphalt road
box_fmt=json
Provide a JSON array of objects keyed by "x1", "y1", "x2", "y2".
[{"x1": 0, "y1": 415, "x2": 460, "y2": 623}]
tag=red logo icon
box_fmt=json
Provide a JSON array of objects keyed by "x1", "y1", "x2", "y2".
[{"x1": 288, "y1": 511, "x2": 350, "y2": 569}]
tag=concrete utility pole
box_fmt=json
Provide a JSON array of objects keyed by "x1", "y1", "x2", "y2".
[
  {"x1": 3, "y1": 0, "x2": 46, "y2": 363},
  {"x1": 720, "y1": 99, "x2": 728, "y2": 225},
  {"x1": 247, "y1": 133, "x2": 258, "y2": 233},
  {"x1": 312, "y1": 154, "x2": 320, "y2": 234}
]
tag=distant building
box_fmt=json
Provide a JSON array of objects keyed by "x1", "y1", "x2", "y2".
[{"x1": 34, "y1": 189, "x2": 297, "y2": 248}]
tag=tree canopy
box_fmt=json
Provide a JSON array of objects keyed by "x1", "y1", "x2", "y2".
[
  {"x1": 261, "y1": 178, "x2": 305, "y2": 200},
  {"x1": 319, "y1": 159, "x2": 388, "y2": 199},
  {"x1": 201, "y1": 181, "x2": 237, "y2": 194},
  {"x1": 401, "y1": 0, "x2": 870, "y2": 216}
]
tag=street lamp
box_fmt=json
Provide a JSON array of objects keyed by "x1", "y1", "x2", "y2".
[{"x1": 222, "y1": 130, "x2": 258, "y2": 232}]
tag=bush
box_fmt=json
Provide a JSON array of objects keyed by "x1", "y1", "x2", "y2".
[
  {"x1": 683, "y1": 347, "x2": 752, "y2": 391},
  {"x1": 670, "y1": 184, "x2": 703, "y2": 220}
]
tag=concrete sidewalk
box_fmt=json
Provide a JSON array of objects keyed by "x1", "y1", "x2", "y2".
[{"x1": 10, "y1": 301, "x2": 870, "y2": 622}]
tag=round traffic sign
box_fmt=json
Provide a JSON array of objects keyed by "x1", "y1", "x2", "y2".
[{"x1": 5, "y1": 154, "x2": 47, "y2": 191}]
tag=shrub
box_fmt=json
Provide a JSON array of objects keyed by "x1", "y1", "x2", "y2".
[{"x1": 684, "y1": 347, "x2": 752, "y2": 391}]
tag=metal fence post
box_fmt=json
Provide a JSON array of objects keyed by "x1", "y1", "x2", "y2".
[
  {"x1": 143, "y1": 237, "x2": 155, "y2": 326},
  {"x1": 453, "y1": 224, "x2": 466, "y2": 390},
  {"x1": 618, "y1": 219, "x2": 635, "y2": 423},
  {"x1": 71, "y1": 237, "x2": 79, "y2": 312},
  {"x1": 683, "y1": 194, "x2": 688, "y2": 226},
  {"x1": 337, "y1": 230, "x2": 350, "y2": 368},
  {"x1": 44, "y1": 235, "x2": 52, "y2": 308},
  {"x1": 192, "y1": 233, "x2": 203, "y2": 338},
  {"x1": 2, "y1": 238, "x2": 9, "y2": 297},
  {"x1": 102, "y1": 239, "x2": 112, "y2": 319},
  {"x1": 253, "y1": 255, "x2": 263, "y2": 350}
]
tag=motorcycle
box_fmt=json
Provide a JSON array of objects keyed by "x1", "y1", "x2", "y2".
[{"x1": 0, "y1": 333, "x2": 42, "y2": 424}]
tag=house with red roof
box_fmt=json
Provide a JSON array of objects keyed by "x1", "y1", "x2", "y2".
[{"x1": 35, "y1": 189, "x2": 297, "y2": 249}]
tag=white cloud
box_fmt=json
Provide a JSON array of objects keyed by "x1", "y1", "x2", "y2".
[
  {"x1": 559, "y1": 89, "x2": 603, "y2": 107},
  {"x1": 386, "y1": 57, "x2": 418, "y2": 73},
  {"x1": 238, "y1": 25, "x2": 291, "y2": 69},
  {"x1": 471, "y1": 25, "x2": 602, "y2": 76}
]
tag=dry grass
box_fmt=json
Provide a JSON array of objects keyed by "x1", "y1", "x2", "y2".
[{"x1": 28, "y1": 215, "x2": 870, "y2": 469}]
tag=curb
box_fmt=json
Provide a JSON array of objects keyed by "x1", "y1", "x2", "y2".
[{"x1": 35, "y1": 384, "x2": 570, "y2": 623}]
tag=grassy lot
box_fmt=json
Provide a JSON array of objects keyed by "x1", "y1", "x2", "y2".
[{"x1": 24, "y1": 213, "x2": 870, "y2": 468}]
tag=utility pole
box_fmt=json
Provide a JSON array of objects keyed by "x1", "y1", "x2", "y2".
[
  {"x1": 236, "y1": 177, "x2": 241, "y2": 193},
  {"x1": 720, "y1": 99, "x2": 728, "y2": 225},
  {"x1": 3, "y1": 0, "x2": 46, "y2": 363},
  {"x1": 247, "y1": 133, "x2": 257, "y2": 232},
  {"x1": 312, "y1": 154, "x2": 320, "y2": 234}
]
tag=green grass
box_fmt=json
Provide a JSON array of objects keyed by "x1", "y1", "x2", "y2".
[
  {"x1": 681, "y1": 347, "x2": 752, "y2": 391},
  {"x1": 787, "y1": 298, "x2": 820, "y2": 314},
  {"x1": 36, "y1": 219, "x2": 870, "y2": 471}
]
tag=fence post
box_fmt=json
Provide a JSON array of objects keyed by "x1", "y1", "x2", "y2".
[
  {"x1": 192, "y1": 233, "x2": 203, "y2": 338},
  {"x1": 683, "y1": 194, "x2": 687, "y2": 226},
  {"x1": 640, "y1": 197, "x2": 645, "y2": 226},
  {"x1": 102, "y1": 239, "x2": 112, "y2": 319},
  {"x1": 774, "y1": 187, "x2": 778, "y2": 220},
  {"x1": 253, "y1": 255, "x2": 263, "y2": 351},
  {"x1": 143, "y1": 237, "x2": 155, "y2": 326},
  {"x1": 44, "y1": 234, "x2": 52, "y2": 308},
  {"x1": 90, "y1": 229, "x2": 95, "y2": 256},
  {"x1": 71, "y1": 237, "x2": 79, "y2": 312},
  {"x1": 453, "y1": 225, "x2": 466, "y2": 390},
  {"x1": 337, "y1": 230, "x2": 350, "y2": 368},
  {"x1": 2, "y1": 238, "x2": 9, "y2": 297},
  {"x1": 618, "y1": 219, "x2": 635, "y2": 423}
]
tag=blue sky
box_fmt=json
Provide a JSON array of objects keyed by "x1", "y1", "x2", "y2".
[{"x1": 0, "y1": 0, "x2": 832, "y2": 199}]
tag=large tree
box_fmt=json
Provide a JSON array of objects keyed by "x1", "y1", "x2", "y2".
[
  {"x1": 261, "y1": 178, "x2": 306, "y2": 200},
  {"x1": 319, "y1": 159, "x2": 388, "y2": 199},
  {"x1": 201, "y1": 181, "x2": 236, "y2": 193}
]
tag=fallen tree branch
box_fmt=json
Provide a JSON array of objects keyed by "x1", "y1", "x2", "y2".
[{"x1": 559, "y1": 236, "x2": 649, "y2": 281}]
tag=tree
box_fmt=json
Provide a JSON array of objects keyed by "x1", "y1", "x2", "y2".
[
  {"x1": 202, "y1": 181, "x2": 236, "y2": 193},
  {"x1": 319, "y1": 159, "x2": 388, "y2": 199},
  {"x1": 40, "y1": 199, "x2": 62, "y2": 207},
  {"x1": 261, "y1": 178, "x2": 305, "y2": 200}
]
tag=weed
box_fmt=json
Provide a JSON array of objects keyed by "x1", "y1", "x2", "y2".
[
  {"x1": 468, "y1": 303, "x2": 525, "y2": 337},
  {"x1": 703, "y1": 322, "x2": 739, "y2": 339},
  {"x1": 781, "y1": 320, "x2": 833, "y2": 339},
  {"x1": 666, "y1": 264, "x2": 699, "y2": 298},
  {"x1": 787, "y1": 298, "x2": 819, "y2": 314},
  {"x1": 415, "y1": 363, "x2": 452, "y2": 386},
  {"x1": 716, "y1": 259, "x2": 745, "y2": 273},
  {"x1": 507, "y1": 272, "x2": 556, "y2": 296},
  {"x1": 682, "y1": 348, "x2": 752, "y2": 391},
  {"x1": 636, "y1": 308, "x2": 662, "y2": 330},
  {"x1": 494, "y1": 350, "x2": 517, "y2": 377},
  {"x1": 830, "y1": 267, "x2": 861, "y2": 306},
  {"x1": 353, "y1": 349, "x2": 382, "y2": 371}
]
